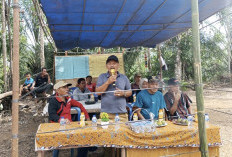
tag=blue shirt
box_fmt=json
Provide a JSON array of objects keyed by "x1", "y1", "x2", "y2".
[
  {"x1": 73, "y1": 87, "x2": 91, "y2": 101},
  {"x1": 97, "y1": 72, "x2": 131, "y2": 113},
  {"x1": 24, "y1": 78, "x2": 34, "y2": 86},
  {"x1": 135, "y1": 90, "x2": 166, "y2": 119}
]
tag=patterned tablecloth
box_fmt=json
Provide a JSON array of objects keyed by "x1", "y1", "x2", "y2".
[{"x1": 35, "y1": 121, "x2": 221, "y2": 151}]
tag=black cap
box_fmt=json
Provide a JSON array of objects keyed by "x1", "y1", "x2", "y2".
[
  {"x1": 168, "y1": 78, "x2": 180, "y2": 85},
  {"x1": 106, "y1": 55, "x2": 119, "y2": 64}
]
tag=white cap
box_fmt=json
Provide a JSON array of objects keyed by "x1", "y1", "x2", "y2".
[{"x1": 54, "y1": 81, "x2": 72, "y2": 90}]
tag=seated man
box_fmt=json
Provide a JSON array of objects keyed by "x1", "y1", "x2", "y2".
[
  {"x1": 164, "y1": 78, "x2": 192, "y2": 119},
  {"x1": 48, "y1": 81, "x2": 90, "y2": 157},
  {"x1": 135, "y1": 79, "x2": 166, "y2": 120},
  {"x1": 20, "y1": 72, "x2": 35, "y2": 96},
  {"x1": 34, "y1": 67, "x2": 53, "y2": 96},
  {"x1": 86, "y1": 75, "x2": 96, "y2": 92},
  {"x1": 127, "y1": 73, "x2": 142, "y2": 103},
  {"x1": 73, "y1": 78, "x2": 91, "y2": 101}
]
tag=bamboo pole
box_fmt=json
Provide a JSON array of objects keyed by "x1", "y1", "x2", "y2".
[
  {"x1": 12, "y1": 0, "x2": 20, "y2": 156},
  {"x1": 191, "y1": 0, "x2": 209, "y2": 156}
]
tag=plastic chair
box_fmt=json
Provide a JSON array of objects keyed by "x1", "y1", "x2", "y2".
[
  {"x1": 126, "y1": 103, "x2": 135, "y2": 121},
  {"x1": 71, "y1": 107, "x2": 81, "y2": 121},
  {"x1": 69, "y1": 87, "x2": 77, "y2": 98}
]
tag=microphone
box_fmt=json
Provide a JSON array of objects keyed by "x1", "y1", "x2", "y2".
[{"x1": 110, "y1": 69, "x2": 116, "y2": 87}]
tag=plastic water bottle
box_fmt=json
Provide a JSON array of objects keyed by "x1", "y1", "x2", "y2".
[
  {"x1": 115, "y1": 114, "x2": 120, "y2": 131},
  {"x1": 92, "y1": 115, "x2": 97, "y2": 130},
  {"x1": 59, "y1": 117, "x2": 66, "y2": 131},
  {"x1": 115, "y1": 113, "x2": 120, "y2": 123},
  {"x1": 205, "y1": 114, "x2": 209, "y2": 128},
  {"x1": 187, "y1": 115, "x2": 193, "y2": 128}
]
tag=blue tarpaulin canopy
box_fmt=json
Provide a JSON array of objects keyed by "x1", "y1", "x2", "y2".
[{"x1": 39, "y1": 0, "x2": 232, "y2": 50}]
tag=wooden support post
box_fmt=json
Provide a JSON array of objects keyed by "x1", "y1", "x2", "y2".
[
  {"x1": 121, "y1": 148, "x2": 126, "y2": 157},
  {"x1": 12, "y1": 0, "x2": 20, "y2": 156},
  {"x1": 191, "y1": 0, "x2": 209, "y2": 156},
  {"x1": 38, "y1": 151, "x2": 44, "y2": 157}
]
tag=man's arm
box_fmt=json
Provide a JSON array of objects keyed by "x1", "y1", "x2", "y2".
[
  {"x1": 164, "y1": 92, "x2": 180, "y2": 115},
  {"x1": 134, "y1": 93, "x2": 145, "y2": 120},
  {"x1": 73, "y1": 89, "x2": 80, "y2": 101},
  {"x1": 48, "y1": 100, "x2": 60, "y2": 122},
  {"x1": 136, "y1": 109, "x2": 145, "y2": 120},
  {"x1": 96, "y1": 75, "x2": 116, "y2": 94},
  {"x1": 70, "y1": 99, "x2": 90, "y2": 120},
  {"x1": 188, "y1": 106, "x2": 192, "y2": 115},
  {"x1": 170, "y1": 92, "x2": 181, "y2": 115},
  {"x1": 114, "y1": 76, "x2": 132, "y2": 97},
  {"x1": 46, "y1": 73, "x2": 51, "y2": 84}
]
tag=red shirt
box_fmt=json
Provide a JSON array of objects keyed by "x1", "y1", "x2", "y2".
[
  {"x1": 86, "y1": 83, "x2": 96, "y2": 92},
  {"x1": 48, "y1": 93, "x2": 89, "y2": 122}
]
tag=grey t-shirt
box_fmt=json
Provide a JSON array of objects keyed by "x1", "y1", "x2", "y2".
[
  {"x1": 73, "y1": 87, "x2": 91, "y2": 101},
  {"x1": 97, "y1": 72, "x2": 131, "y2": 113}
]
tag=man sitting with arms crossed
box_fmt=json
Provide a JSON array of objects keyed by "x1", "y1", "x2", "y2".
[
  {"x1": 96, "y1": 55, "x2": 132, "y2": 122},
  {"x1": 135, "y1": 79, "x2": 166, "y2": 120},
  {"x1": 73, "y1": 78, "x2": 91, "y2": 101},
  {"x1": 164, "y1": 78, "x2": 192, "y2": 120},
  {"x1": 48, "y1": 81, "x2": 91, "y2": 157}
]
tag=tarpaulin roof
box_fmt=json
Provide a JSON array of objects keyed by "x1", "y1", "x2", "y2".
[{"x1": 39, "y1": 0, "x2": 232, "y2": 50}]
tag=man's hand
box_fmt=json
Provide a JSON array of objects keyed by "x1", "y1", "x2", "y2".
[
  {"x1": 107, "y1": 75, "x2": 117, "y2": 85},
  {"x1": 114, "y1": 88, "x2": 124, "y2": 97},
  {"x1": 174, "y1": 91, "x2": 181, "y2": 102}
]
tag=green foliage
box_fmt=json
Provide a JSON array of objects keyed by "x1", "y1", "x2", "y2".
[{"x1": 100, "y1": 112, "x2": 109, "y2": 122}]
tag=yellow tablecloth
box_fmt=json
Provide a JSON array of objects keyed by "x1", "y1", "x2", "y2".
[{"x1": 35, "y1": 122, "x2": 221, "y2": 151}]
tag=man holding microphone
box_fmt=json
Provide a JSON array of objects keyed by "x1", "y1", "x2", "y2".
[{"x1": 96, "y1": 55, "x2": 132, "y2": 122}]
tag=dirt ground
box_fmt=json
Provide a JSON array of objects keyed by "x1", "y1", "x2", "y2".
[{"x1": 0, "y1": 87, "x2": 231, "y2": 157}]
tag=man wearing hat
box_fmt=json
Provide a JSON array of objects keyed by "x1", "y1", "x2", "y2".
[
  {"x1": 164, "y1": 78, "x2": 192, "y2": 119},
  {"x1": 135, "y1": 79, "x2": 166, "y2": 120},
  {"x1": 48, "y1": 81, "x2": 90, "y2": 123},
  {"x1": 96, "y1": 55, "x2": 132, "y2": 122},
  {"x1": 49, "y1": 82, "x2": 92, "y2": 157}
]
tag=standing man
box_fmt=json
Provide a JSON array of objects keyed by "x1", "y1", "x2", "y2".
[
  {"x1": 34, "y1": 67, "x2": 53, "y2": 96},
  {"x1": 96, "y1": 55, "x2": 132, "y2": 122},
  {"x1": 86, "y1": 75, "x2": 96, "y2": 92},
  {"x1": 135, "y1": 79, "x2": 166, "y2": 120},
  {"x1": 73, "y1": 78, "x2": 91, "y2": 101},
  {"x1": 164, "y1": 78, "x2": 192, "y2": 119}
]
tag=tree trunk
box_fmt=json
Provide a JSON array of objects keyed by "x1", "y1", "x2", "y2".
[
  {"x1": 0, "y1": 91, "x2": 12, "y2": 99},
  {"x1": 175, "y1": 48, "x2": 182, "y2": 81},
  {"x1": 39, "y1": 25, "x2": 45, "y2": 67},
  {"x1": 224, "y1": 16, "x2": 232, "y2": 85},
  {"x1": 7, "y1": 0, "x2": 13, "y2": 90},
  {"x1": 2, "y1": 0, "x2": 8, "y2": 92},
  {"x1": 147, "y1": 48, "x2": 151, "y2": 73},
  {"x1": 39, "y1": 9, "x2": 45, "y2": 68}
]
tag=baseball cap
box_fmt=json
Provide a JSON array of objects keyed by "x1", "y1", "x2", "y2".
[
  {"x1": 106, "y1": 55, "x2": 119, "y2": 64},
  {"x1": 54, "y1": 81, "x2": 72, "y2": 90},
  {"x1": 168, "y1": 78, "x2": 180, "y2": 85}
]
